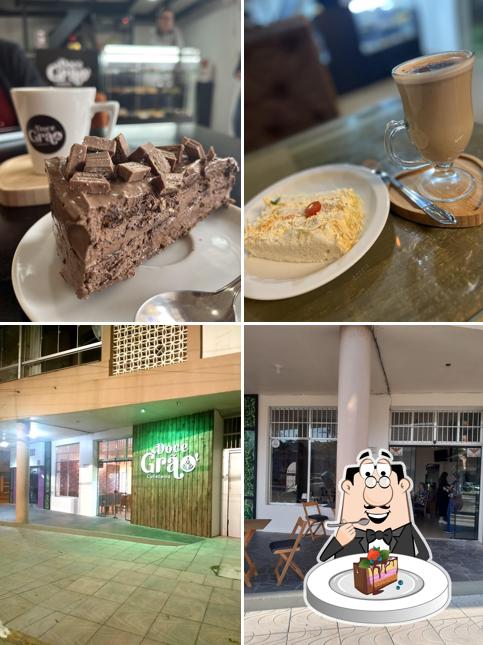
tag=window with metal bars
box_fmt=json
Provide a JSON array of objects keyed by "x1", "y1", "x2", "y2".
[
  {"x1": 390, "y1": 410, "x2": 482, "y2": 444},
  {"x1": 269, "y1": 407, "x2": 337, "y2": 505},
  {"x1": 223, "y1": 417, "x2": 241, "y2": 449}
]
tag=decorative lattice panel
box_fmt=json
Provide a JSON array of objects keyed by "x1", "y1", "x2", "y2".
[{"x1": 111, "y1": 326, "x2": 188, "y2": 375}]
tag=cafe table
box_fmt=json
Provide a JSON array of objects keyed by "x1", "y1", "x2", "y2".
[
  {"x1": 244, "y1": 518, "x2": 271, "y2": 588},
  {"x1": 245, "y1": 98, "x2": 483, "y2": 322},
  {"x1": 0, "y1": 123, "x2": 241, "y2": 322}
]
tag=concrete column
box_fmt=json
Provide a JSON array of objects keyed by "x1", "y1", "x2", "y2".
[
  {"x1": 336, "y1": 326, "x2": 372, "y2": 493},
  {"x1": 16, "y1": 421, "x2": 29, "y2": 524}
]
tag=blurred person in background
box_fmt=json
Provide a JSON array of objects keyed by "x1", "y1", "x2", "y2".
[
  {"x1": 151, "y1": 7, "x2": 184, "y2": 47},
  {"x1": 313, "y1": 0, "x2": 364, "y2": 93},
  {"x1": 0, "y1": 39, "x2": 42, "y2": 128},
  {"x1": 233, "y1": 56, "x2": 241, "y2": 138}
]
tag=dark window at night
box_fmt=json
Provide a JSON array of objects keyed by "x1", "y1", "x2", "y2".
[
  {"x1": 55, "y1": 444, "x2": 80, "y2": 497},
  {"x1": 0, "y1": 327, "x2": 20, "y2": 383},
  {"x1": 23, "y1": 326, "x2": 102, "y2": 376}
]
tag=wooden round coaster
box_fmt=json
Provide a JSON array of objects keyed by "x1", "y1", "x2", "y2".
[
  {"x1": 0, "y1": 154, "x2": 50, "y2": 207},
  {"x1": 389, "y1": 154, "x2": 483, "y2": 228}
]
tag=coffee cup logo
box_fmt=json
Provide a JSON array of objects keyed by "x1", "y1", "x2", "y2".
[{"x1": 26, "y1": 115, "x2": 65, "y2": 154}]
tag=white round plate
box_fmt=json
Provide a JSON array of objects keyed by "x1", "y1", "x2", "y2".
[
  {"x1": 304, "y1": 554, "x2": 451, "y2": 626},
  {"x1": 244, "y1": 164, "x2": 390, "y2": 300},
  {"x1": 12, "y1": 205, "x2": 240, "y2": 322}
]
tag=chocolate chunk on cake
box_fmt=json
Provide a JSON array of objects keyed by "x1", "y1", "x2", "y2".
[{"x1": 45, "y1": 136, "x2": 239, "y2": 299}]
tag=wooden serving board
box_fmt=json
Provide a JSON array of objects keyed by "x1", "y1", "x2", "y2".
[
  {"x1": 0, "y1": 154, "x2": 50, "y2": 207},
  {"x1": 389, "y1": 154, "x2": 483, "y2": 228}
]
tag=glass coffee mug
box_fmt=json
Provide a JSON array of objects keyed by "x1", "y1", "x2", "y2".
[
  {"x1": 11, "y1": 87, "x2": 119, "y2": 174},
  {"x1": 385, "y1": 50, "x2": 475, "y2": 203}
]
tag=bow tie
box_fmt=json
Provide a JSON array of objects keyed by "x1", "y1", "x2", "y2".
[{"x1": 366, "y1": 528, "x2": 393, "y2": 543}]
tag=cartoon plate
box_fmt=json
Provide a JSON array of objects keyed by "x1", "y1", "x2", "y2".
[
  {"x1": 305, "y1": 553, "x2": 450, "y2": 625},
  {"x1": 303, "y1": 448, "x2": 452, "y2": 625}
]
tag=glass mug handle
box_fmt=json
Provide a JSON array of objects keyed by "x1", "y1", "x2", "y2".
[
  {"x1": 90, "y1": 100, "x2": 120, "y2": 139},
  {"x1": 384, "y1": 119, "x2": 426, "y2": 168}
]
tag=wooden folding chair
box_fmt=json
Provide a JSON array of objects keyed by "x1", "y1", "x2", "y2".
[
  {"x1": 302, "y1": 500, "x2": 328, "y2": 541},
  {"x1": 269, "y1": 517, "x2": 307, "y2": 586}
]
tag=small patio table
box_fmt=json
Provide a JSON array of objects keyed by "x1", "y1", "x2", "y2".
[{"x1": 244, "y1": 518, "x2": 271, "y2": 588}]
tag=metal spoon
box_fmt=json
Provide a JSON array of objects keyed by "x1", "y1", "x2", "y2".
[
  {"x1": 363, "y1": 160, "x2": 457, "y2": 225},
  {"x1": 135, "y1": 276, "x2": 241, "y2": 322},
  {"x1": 326, "y1": 517, "x2": 370, "y2": 528}
]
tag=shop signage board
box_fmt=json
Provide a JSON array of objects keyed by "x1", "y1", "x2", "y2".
[
  {"x1": 140, "y1": 441, "x2": 200, "y2": 479},
  {"x1": 132, "y1": 410, "x2": 223, "y2": 537},
  {"x1": 35, "y1": 49, "x2": 99, "y2": 88}
]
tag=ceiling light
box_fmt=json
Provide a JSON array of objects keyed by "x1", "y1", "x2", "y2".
[
  {"x1": 30, "y1": 416, "x2": 37, "y2": 421},
  {"x1": 0, "y1": 441, "x2": 8, "y2": 448},
  {"x1": 140, "y1": 409, "x2": 146, "y2": 414},
  {"x1": 28, "y1": 428, "x2": 39, "y2": 440}
]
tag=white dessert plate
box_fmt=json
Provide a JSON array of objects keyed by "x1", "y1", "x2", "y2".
[
  {"x1": 244, "y1": 164, "x2": 390, "y2": 300},
  {"x1": 12, "y1": 205, "x2": 241, "y2": 322},
  {"x1": 305, "y1": 554, "x2": 451, "y2": 626}
]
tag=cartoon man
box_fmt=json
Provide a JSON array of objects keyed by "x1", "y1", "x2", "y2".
[{"x1": 319, "y1": 448, "x2": 431, "y2": 562}]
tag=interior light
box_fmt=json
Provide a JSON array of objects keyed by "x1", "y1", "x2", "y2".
[
  {"x1": 0, "y1": 441, "x2": 8, "y2": 448},
  {"x1": 348, "y1": 0, "x2": 388, "y2": 14},
  {"x1": 30, "y1": 416, "x2": 37, "y2": 421},
  {"x1": 140, "y1": 409, "x2": 146, "y2": 414},
  {"x1": 28, "y1": 428, "x2": 40, "y2": 439}
]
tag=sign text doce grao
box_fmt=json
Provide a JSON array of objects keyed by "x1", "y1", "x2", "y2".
[{"x1": 140, "y1": 441, "x2": 200, "y2": 480}]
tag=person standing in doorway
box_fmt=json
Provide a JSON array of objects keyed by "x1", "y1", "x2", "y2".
[
  {"x1": 437, "y1": 472, "x2": 450, "y2": 526},
  {"x1": 446, "y1": 473, "x2": 462, "y2": 534}
]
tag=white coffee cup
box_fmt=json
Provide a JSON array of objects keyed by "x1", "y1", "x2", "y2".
[{"x1": 10, "y1": 87, "x2": 119, "y2": 174}]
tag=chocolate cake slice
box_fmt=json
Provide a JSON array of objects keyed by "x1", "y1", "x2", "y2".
[{"x1": 45, "y1": 135, "x2": 238, "y2": 298}]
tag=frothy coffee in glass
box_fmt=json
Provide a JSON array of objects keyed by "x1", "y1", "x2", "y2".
[
  {"x1": 385, "y1": 50, "x2": 475, "y2": 202},
  {"x1": 393, "y1": 51, "x2": 474, "y2": 164}
]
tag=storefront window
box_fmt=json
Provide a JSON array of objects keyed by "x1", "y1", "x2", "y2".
[
  {"x1": 55, "y1": 444, "x2": 80, "y2": 497},
  {"x1": 97, "y1": 437, "x2": 132, "y2": 521},
  {"x1": 98, "y1": 438, "x2": 132, "y2": 462},
  {"x1": 269, "y1": 407, "x2": 337, "y2": 504}
]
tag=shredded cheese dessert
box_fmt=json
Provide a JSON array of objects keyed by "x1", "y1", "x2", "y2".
[{"x1": 245, "y1": 189, "x2": 364, "y2": 264}]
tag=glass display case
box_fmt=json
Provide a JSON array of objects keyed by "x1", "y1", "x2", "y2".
[{"x1": 99, "y1": 45, "x2": 201, "y2": 124}]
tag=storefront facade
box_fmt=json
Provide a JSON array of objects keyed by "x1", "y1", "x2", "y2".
[
  {"x1": 251, "y1": 394, "x2": 483, "y2": 542},
  {"x1": 0, "y1": 324, "x2": 241, "y2": 538},
  {"x1": 245, "y1": 326, "x2": 483, "y2": 545}
]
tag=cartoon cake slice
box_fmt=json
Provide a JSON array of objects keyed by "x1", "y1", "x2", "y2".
[{"x1": 353, "y1": 548, "x2": 398, "y2": 595}]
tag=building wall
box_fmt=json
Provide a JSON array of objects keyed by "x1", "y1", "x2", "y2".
[
  {"x1": 50, "y1": 426, "x2": 132, "y2": 517},
  {"x1": 0, "y1": 326, "x2": 240, "y2": 421},
  {"x1": 255, "y1": 392, "x2": 483, "y2": 536},
  {"x1": 202, "y1": 325, "x2": 241, "y2": 358}
]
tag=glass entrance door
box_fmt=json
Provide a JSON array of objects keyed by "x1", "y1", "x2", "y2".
[
  {"x1": 391, "y1": 445, "x2": 481, "y2": 540},
  {"x1": 98, "y1": 460, "x2": 132, "y2": 521}
]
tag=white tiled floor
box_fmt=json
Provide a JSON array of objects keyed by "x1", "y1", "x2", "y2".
[
  {"x1": 0, "y1": 526, "x2": 241, "y2": 645},
  {"x1": 245, "y1": 597, "x2": 483, "y2": 644}
]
